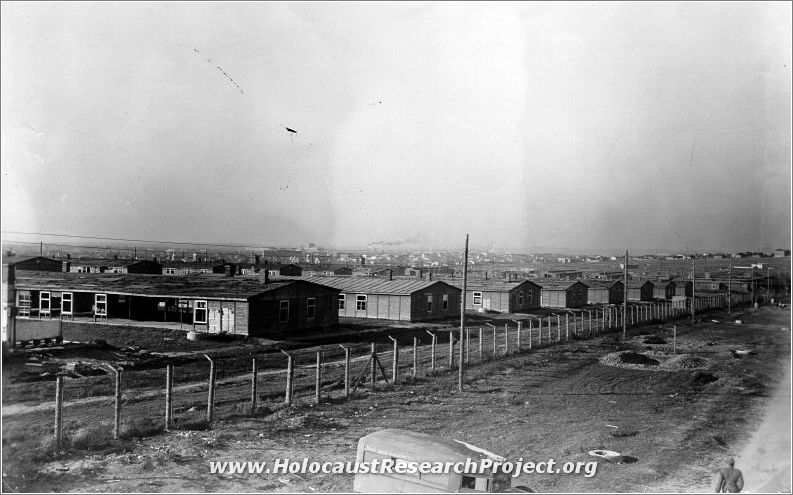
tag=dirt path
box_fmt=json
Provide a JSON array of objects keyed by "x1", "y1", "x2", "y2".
[
  {"x1": 734, "y1": 351, "x2": 791, "y2": 493},
  {"x1": 5, "y1": 306, "x2": 789, "y2": 493}
]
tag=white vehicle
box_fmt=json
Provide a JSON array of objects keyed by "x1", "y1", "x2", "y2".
[{"x1": 353, "y1": 429, "x2": 529, "y2": 493}]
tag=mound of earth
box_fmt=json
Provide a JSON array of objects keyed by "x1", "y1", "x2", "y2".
[
  {"x1": 619, "y1": 352, "x2": 660, "y2": 365},
  {"x1": 659, "y1": 354, "x2": 711, "y2": 370}
]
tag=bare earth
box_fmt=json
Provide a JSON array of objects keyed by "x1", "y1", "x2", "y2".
[{"x1": 4, "y1": 305, "x2": 790, "y2": 493}]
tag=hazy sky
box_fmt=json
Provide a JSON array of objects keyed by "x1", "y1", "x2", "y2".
[{"x1": 2, "y1": 2, "x2": 790, "y2": 252}]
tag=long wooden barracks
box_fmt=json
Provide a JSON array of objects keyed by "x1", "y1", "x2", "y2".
[{"x1": 11, "y1": 271, "x2": 339, "y2": 337}]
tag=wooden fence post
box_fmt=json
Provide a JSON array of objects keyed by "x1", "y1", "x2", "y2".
[
  {"x1": 281, "y1": 350, "x2": 293, "y2": 406},
  {"x1": 114, "y1": 369, "x2": 122, "y2": 440},
  {"x1": 340, "y1": 345, "x2": 350, "y2": 398},
  {"x1": 527, "y1": 320, "x2": 532, "y2": 349},
  {"x1": 54, "y1": 375, "x2": 64, "y2": 450},
  {"x1": 448, "y1": 331, "x2": 455, "y2": 369},
  {"x1": 565, "y1": 314, "x2": 569, "y2": 340},
  {"x1": 370, "y1": 343, "x2": 377, "y2": 390},
  {"x1": 478, "y1": 327, "x2": 483, "y2": 360},
  {"x1": 426, "y1": 331, "x2": 437, "y2": 371},
  {"x1": 250, "y1": 358, "x2": 258, "y2": 415},
  {"x1": 546, "y1": 316, "x2": 551, "y2": 345},
  {"x1": 204, "y1": 355, "x2": 215, "y2": 423},
  {"x1": 556, "y1": 315, "x2": 561, "y2": 342},
  {"x1": 504, "y1": 323, "x2": 509, "y2": 354},
  {"x1": 165, "y1": 363, "x2": 173, "y2": 431},
  {"x1": 315, "y1": 351, "x2": 323, "y2": 404},
  {"x1": 412, "y1": 338, "x2": 418, "y2": 377},
  {"x1": 389, "y1": 336, "x2": 399, "y2": 384}
]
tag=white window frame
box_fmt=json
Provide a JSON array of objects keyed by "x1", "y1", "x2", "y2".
[
  {"x1": 338, "y1": 294, "x2": 346, "y2": 310},
  {"x1": 307, "y1": 297, "x2": 316, "y2": 319},
  {"x1": 18, "y1": 291, "x2": 32, "y2": 317},
  {"x1": 279, "y1": 300, "x2": 290, "y2": 322},
  {"x1": 442, "y1": 293, "x2": 449, "y2": 310},
  {"x1": 194, "y1": 300, "x2": 207, "y2": 323},
  {"x1": 426, "y1": 294, "x2": 433, "y2": 312},
  {"x1": 527, "y1": 290, "x2": 533, "y2": 303},
  {"x1": 39, "y1": 291, "x2": 51, "y2": 314},
  {"x1": 94, "y1": 293, "x2": 108, "y2": 316},
  {"x1": 356, "y1": 294, "x2": 367, "y2": 311},
  {"x1": 61, "y1": 292, "x2": 73, "y2": 315},
  {"x1": 473, "y1": 291, "x2": 482, "y2": 305}
]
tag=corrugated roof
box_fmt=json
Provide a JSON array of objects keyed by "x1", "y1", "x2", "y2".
[
  {"x1": 585, "y1": 280, "x2": 623, "y2": 289},
  {"x1": 300, "y1": 276, "x2": 460, "y2": 295},
  {"x1": 12, "y1": 271, "x2": 333, "y2": 301},
  {"x1": 536, "y1": 280, "x2": 588, "y2": 289},
  {"x1": 446, "y1": 280, "x2": 540, "y2": 292}
]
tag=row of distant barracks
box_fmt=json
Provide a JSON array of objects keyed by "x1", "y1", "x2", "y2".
[{"x1": 2, "y1": 256, "x2": 753, "y2": 340}]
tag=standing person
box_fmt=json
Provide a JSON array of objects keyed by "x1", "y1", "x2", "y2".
[{"x1": 714, "y1": 458, "x2": 744, "y2": 493}]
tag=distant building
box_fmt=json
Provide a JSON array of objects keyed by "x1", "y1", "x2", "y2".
[
  {"x1": 304, "y1": 276, "x2": 461, "y2": 322},
  {"x1": 586, "y1": 280, "x2": 624, "y2": 305},
  {"x1": 448, "y1": 280, "x2": 542, "y2": 313},
  {"x1": 538, "y1": 280, "x2": 589, "y2": 308},
  {"x1": 774, "y1": 249, "x2": 790, "y2": 258},
  {"x1": 68, "y1": 258, "x2": 162, "y2": 275},
  {"x1": 542, "y1": 269, "x2": 583, "y2": 280},
  {"x1": 626, "y1": 281, "x2": 654, "y2": 302},
  {"x1": 12, "y1": 272, "x2": 338, "y2": 338}
]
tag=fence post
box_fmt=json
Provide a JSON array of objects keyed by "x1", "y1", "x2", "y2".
[
  {"x1": 504, "y1": 323, "x2": 509, "y2": 354},
  {"x1": 250, "y1": 358, "x2": 258, "y2": 415},
  {"x1": 165, "y1": 363, "x2": 173, "y2": 431},
  {"x1": 370, "y1": 343, "x2": 377, "y2": 390},
  {"x1": 556, "y1": 315, "x2": 561, "y2": 342},
  {"x1": 478, "y1": 327, "x2": 483, "y2": 360},
  {"x1": 673, "y1": 325, "x2": 677, "y2": 355},
  {"x1": 113, "y1": 369, "x2": 122, "y2": 440},
  {"x1": 54, "y1": 375, "x2": 64, "y2": 451},
  {"x1": 448, "y1": 331, "x2": 455, "y2": 369},
  {"x1": 546, "y1": 316, "x2": 551, "y2": 345},
  {"x1": 204, "y1": 355, "x2": 215, "y2": 423},
  {"x1": 340, "y1": 345, "x2": 350, "y2": 398},
  {"x1": 412, "y1": 338, "x2": 418, "y2": 377},
  {"x1": 389, "y1": 336, "x2": 399, "y2": 384},
  {"x1": 315, "y1": 351, "x2": 323, "y2": 404},
  {"x1": 565, "y1": 314, "x2": 569, "y2": 340},
  {"x1": 426, "y1": 331, "x2": 436, "y2": 371},
  {"x1": 281, "y1": 350, "x2": 293, "y2": 406}
]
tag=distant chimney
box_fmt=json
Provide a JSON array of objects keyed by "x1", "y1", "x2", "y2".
[
  {"x1": 485, "y1": 272, "x2": 488, "y2": 281},
  {"x1": 389, "y1": 269, "x2": 393, "y2": 281},
  {"x1": 428, "y1": 271, "x2": 432, "y2": 281}
]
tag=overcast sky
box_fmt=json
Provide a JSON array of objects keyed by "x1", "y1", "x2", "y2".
[{"x1": 2, "y1": 2, "x2": 790, "y2": 252}]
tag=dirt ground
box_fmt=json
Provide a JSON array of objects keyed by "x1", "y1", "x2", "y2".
[{"x1": 3, "y1": 305, "x2": 790, "y2": 493}]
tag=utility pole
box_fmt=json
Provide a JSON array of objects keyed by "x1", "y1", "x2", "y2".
[
  {"x1": 691, "y1": 258, "x2": 696, "y2": 324},
  {"x1": 622, "y1": 249, "x2": 628, "y2": 339},
  {"x1": 767, "y1": 266, "x2": 771, "y2": 303},
  {"x1": 458, "y1": 234, "x2": 469, "y2": 392}
]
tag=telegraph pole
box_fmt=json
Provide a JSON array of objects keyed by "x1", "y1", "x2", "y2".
[
  {"x1": 622, "y1": 249, "x2": 628, "y2": 339},
  {"x1": 458, "y1": 234, "x2": 469, "y2": 392},
  {"x1": 691, "y1": 258, "x2": 696, "y2": 324}
]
